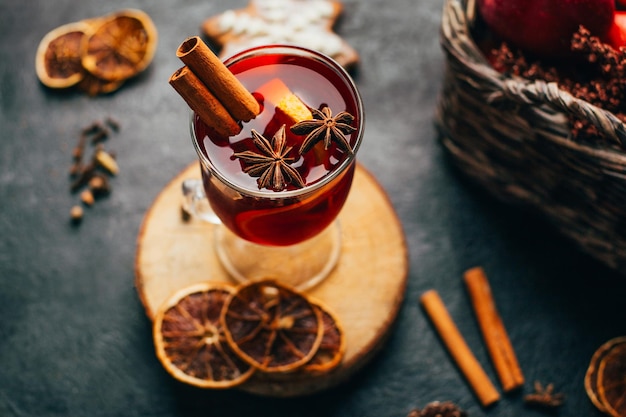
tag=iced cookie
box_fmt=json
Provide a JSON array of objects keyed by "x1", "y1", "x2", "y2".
[{"x1": 202, "y1": 0, "x2": 359, "y2": 69}]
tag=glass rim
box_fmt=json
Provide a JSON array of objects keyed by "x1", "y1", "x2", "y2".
[{"x1": 190, "y1": 44, "x2": 364, "y2": 199}]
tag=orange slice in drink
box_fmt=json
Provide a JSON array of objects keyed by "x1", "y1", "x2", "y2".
[
  {"x1": 152, "y1": 282, "x2": 254, "y2": 389},
  {"x1": 222, "y1": 280, "x2": 323, "y2": 372},
  {"x1": 81, "y1": 9, "x2": 157, "y2": 82},
  {"x1": 35, "y1": 21, "x2": 94, "y2": 88},
  {"x1": 257, "y1": 78, "x2": 313, "y2": 123},
  {"x1": 304, "y1": 300, "x2": 345, "y2": 373}
]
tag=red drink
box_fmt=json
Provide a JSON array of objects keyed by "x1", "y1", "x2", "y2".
[{"x1": 192, "y1": 46, "x2": 363, "y2": 246}]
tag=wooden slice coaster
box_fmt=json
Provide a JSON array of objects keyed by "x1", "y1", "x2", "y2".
[{"x1": 135, "y1": 162, "x2": 408, "y2": 397}]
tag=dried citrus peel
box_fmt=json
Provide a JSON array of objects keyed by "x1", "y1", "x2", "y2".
[
  {"x1": 585, "y1": 336, "x2": 626, "y2": 417},
  {"x1": 304, "y1": 299, "x2": 345, "y2": 373},
  {"x1": 151, "y1": 279, "x2": 346, "y2": 389},
  {"x1": 598, "y1": 340, "x2": 626, "y2": 417},
  {"x1": 221, "y1": 279, "x2": 324, "y2": 373},
  {"x1": 35, "y1": 21, "x2": 94, "y2": 88},
  {"x1": 152, "y1": 282, "x2": 255, "y2": 389},
  {"x1": 35, "y1": 9, "x2": 156, "y2": 95},
  {"x1": 81, "y1": 9, "x2": 158, "y2": 82}
]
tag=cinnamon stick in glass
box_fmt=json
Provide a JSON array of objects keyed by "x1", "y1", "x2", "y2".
[
  {"x1": 169, "y1": 66, "x2": 241, "y2": 138},
  {"x1": 464, "y1": 267, "x2": 524, "y2": 392},
  {"x1": 176, "y1": 36, "x2": 260, "y2": 122},
  {"x1": 420, "y1": 289, "x2": 500, "y2": 407}
]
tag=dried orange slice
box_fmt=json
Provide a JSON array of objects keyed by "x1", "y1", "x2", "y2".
[
  {"x1": 35, "y1": 21, "x2": 93, "y2": 88},
  {"x1": 153, "y1": 282, "x2": 254, "y2": 389},
  {"x1": 585, "y1": 336, "x2": 626, "y2": 415},
  {"x1": 304, "y1": 300, "x2": 345, "y2": 373},
  {"x1": 81, "y1": 9, "x2": 157, "y2": 82},
  {"x1": 222, "y1": 280, "x2": 323, "y2": 373},
  {"x1": 77, "y1": 73, "x2": 124, "y2": 96},
  {"x1": 597, "y1": 338, "x2": 626, "y2": 417}
]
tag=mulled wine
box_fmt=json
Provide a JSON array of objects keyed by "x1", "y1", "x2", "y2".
[{"x1": 192, "y1": 46, "x2": 363, "y2": 246}]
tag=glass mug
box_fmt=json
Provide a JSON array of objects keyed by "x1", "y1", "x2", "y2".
[{"x1": 182, "y1": 45, "x2": 364, "y2": 290}]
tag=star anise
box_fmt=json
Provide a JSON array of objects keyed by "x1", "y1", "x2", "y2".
[
  {"x1": 524, "y1": 381, "x2": 565, "y2": 408},
  {"x1": 407, "y1": 401, "x2": 467, "y2": 417},
  {"x1": 233, "y1": 124, "x2": 305, "y2": 192},
  {"x1": 290, "y1": 106, "x2": 356, "y2": 155}
]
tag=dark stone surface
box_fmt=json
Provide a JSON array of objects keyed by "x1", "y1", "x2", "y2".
[{"x1": 1, "y1": 0, "x2": 624, "y2": 416}]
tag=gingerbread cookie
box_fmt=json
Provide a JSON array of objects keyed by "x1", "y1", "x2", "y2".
[{"x1": 202, "y1": 0, "x2": 359, "y2": 69}]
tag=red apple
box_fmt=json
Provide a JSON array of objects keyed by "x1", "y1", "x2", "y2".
[
  {"x1": 477, "y1": 0, "x2": 615, "y2": 58},
  {"x1": 607, "y1": 11, "x2": 626, "y2": 48}
]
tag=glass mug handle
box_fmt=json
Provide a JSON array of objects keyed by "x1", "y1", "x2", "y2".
[{"x1": 181, "y1": 179, "x2": 221, "y2": 224}]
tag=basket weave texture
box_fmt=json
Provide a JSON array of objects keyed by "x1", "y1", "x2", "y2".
[{"x1": 436, "y1": 0, "x2": 626, "y2": 273}]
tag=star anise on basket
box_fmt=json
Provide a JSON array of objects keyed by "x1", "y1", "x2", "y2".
[
  {"x1": 290, "y1": 106, "x2": 356, "y2": 155},
  {"x1": 234, "y1": 124, "x2": 305, "y2": 191}
]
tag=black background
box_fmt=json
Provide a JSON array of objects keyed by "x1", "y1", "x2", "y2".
[{"x1": 1, "y1": 0, "x2": 625, "y2": 416}]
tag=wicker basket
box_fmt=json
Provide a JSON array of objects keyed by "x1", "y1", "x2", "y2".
[{"x1": 436, "y1": 0, "x2": 626, "y2": 273}]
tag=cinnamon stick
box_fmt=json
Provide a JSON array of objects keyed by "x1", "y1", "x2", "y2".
[
  {"x1": 176, "y1": 36, "x2": 260, "y2": 122},
  {"x1": 464, "y1": 267, "x2": 524, "y2": 392},
  {"x1": 420, "y1": 290, "x2": 500, "y2": 407},
  {"x1": 169, "y1": 66, "x2": 241, "y2": 138}
]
